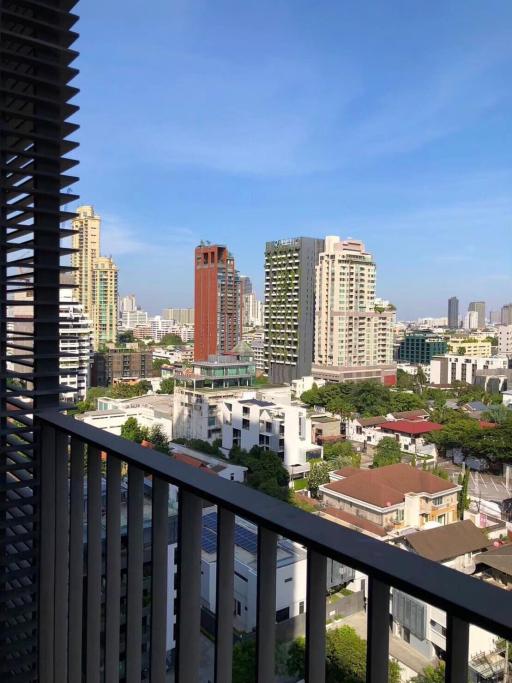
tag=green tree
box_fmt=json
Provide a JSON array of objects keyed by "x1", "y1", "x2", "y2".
[
  {"x1": 326, "y1": 396, "x2": 355, "y2": 421},
  {"x1": 396, "y1": 369, "x2": 416, "y2": 391},
  {"x1": 159, "y1": 333, "x2": 183, "y2": 346},
  {"x1": 373, "y1": 437, "x2": 402, "y2": 468},
  {"x1": 307, "y1": 461, "x2": 331, "y2": 497},
  {"x1": 230, "y1": 446, "x2": 290, "y2": 502},
  {"x1": 73, "y1": 386, "x2": 113, "y2": 413},
  {"x1": 457, "y1": 469, "x2": 470, "y2": 519},
  {"x1": 152, "y1": 358, "x2": 169, "y2": 375},
  {"x1": 110, "y1": 381, "x2": 151, "y2": 399},
  {"x1": 482, "y1": 404, "x2": 512, "y2": 425},
  {"x1": 118, "y1": 330, "x2": 134, "y2": 344},
  {"x1": 121, "y1": 417, "x2": 148, "y2": 444},
  {"x1": 158, "y1": 377, "x2": 175, "y2": 394},
  {"x1": 323, "y1": 441, "x2": 360, "y2": 468},
  {"x1": 148, "y1": 424, "x2": 170, "y2": 453},
  {"x1": 232, "y1": 639, "x2": 256, "y2": 683},
  {"x1": 411, "y1": 662, "x2": 445, "y2": 682},
  {"x1": 389, "y1": 392, "x2": 426, "y2": 413},
  {"x1": 287, "y1": 627, "x2": 400, "y2": 683}
]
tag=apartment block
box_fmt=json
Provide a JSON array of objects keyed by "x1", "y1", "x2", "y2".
[
  {"x1": 194, "y1": 244, "x2": 241, "y2": 360},
  {"x1": 264, "y1": 237, "x2": 324, "y2": 383},
  {"x1": 498, "y1": 325, "x2": 512, "y2": 354},
  {"x1": 71, "y1": 205, "x2": 100, "y2": 315},
  {"x1": 163, "y1": 307, "x2": 195, "y2": 325},
  {"x1": 92, "y1": 348, "x2": 153, "y2": 386},
  {"x1": 221, "y1": 394, "x2": 322, "y2": 470},
  {"x1": 397, "y1": 332, "x2": 448, "y2": 365},
  {"x1": 447, "y1": 337, "x2": 492, "y2": 357},
  {"x1": 59, "y1": 289, "x2": 93, "y2": 404},
  {"x1": 91, "y1": 256, "x2": 118, "y2": 348},
  {"x1": 312, "y1": 236, "x2": 396, "y2": 385},
  {"x1": 430, "y1": 355, "x2": 508, "y2": 386}
]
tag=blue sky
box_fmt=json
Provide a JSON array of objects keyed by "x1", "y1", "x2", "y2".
[{"x1": 73, "y1": 0, "x2": 512, "y2": 319}]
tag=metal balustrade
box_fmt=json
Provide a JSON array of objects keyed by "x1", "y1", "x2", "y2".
[{"x1": 36, "y1": 409, "x2": 512, "y2": 683}]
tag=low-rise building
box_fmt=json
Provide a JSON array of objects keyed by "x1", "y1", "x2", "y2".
[
  {"x1": 200, "y1": 510, "x2": 307, "y2": 633},
  {"x1": 498, "y1": 325, "x2": 512, "y2": 355},
  {"x1": 397, "y1": 332, "x2": 448, "y2": 365},
  {"x1": 319, "y1": 464, "x2": 460, "y2": 531},
  {"x1": 430, "y1": 355, "x2": 508, "y2": 386},
  {"x1": 91, "y1": 348, "x2": 153, "y2": 386},
  {"x1": 78, "y1": 394, "x2": 174, "y2": 440},
  {"x1": 221, "y1": 394, "x2": 322, "y2": 470},
  {"x1": 446, "y1": 338, "x2": 492, "y2": 357}
]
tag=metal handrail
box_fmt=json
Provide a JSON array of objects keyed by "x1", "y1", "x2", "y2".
[{"x1": 38, "y1": 409, "x2": 512, "y2": 641}]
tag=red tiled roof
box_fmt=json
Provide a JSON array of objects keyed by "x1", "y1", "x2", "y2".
[
  {"x1": 357, "y1": 416, "x2": 387, "y2": 427},
  {"x1": 322, "y1": 463, "x2": 457, "y2": 508},
  {"x1": 379, "y1": 420, "x2": 443, "y2": 435},
  {"x1": 173, "y1": 452, "x2": 218, "y2": 475},
  {"x1": 333, "y1": 466, "x2": 360, "y2": 478},
  {"x1": 478, "y1": 421, "x2": 497, "y2": 429},
  {"x1": 323, "y1": 508, "x2": 388, "y2": 537}
]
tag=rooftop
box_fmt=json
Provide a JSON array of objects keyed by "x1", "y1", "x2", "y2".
[
  {"x1": 404, "y1": 520, "x2": 490, "y2": 562},
  {"x1": 322, "y1": 463, "x2": 459, "y2": 508},
  {"x1": 475, "y1": 543, "x2": 512, "y2": 577},
  {"x1": 379, "y1": 420, "x2": 443, "y2": 435},
  {"x1": 322, "y1": 507, "x2": 389, "y2": 538},
  {"x1": 390, "y1": 409, "x2": 429, "y2": 421},
  {"x1": 238, "y1": 398, "x2": 275, "y2": 407}
]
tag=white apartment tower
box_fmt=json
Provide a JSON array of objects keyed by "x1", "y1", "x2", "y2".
[
  {"x1": 71, "y1": 205, "x2": 100, "y2": 315},
  {"x1": 312, "y1": 236, "x2": 396, "y2": 385},
  {"x1": 59, "y1": 289, "x2": 93, "y2": 403}
]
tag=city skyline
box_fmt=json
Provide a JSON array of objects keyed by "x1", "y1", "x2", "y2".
[{"x1": 74, "y1": 1, "x2": 511, "y2": 318}]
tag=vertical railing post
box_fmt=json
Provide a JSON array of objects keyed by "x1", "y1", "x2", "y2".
[
  {"x1": 175, "y1": 490, "x2": 203, "y2": 683},
  {"x1": 256, "y1": 528, "x2": 277, "y2": 683},
  {"x1": 68, "y1": 437, "x2": 85, "y2": 683},
  {"x1": 86, "y1": 447, "x2": 102, "y2": 683},
  {"x1": 38, "y1": 422, "x2": 56, "y2": 683},
  {"x1": 126, "y1": 465, "x2": 144, "y2": 683},
  {"x1": 305, "y1": 550, "x2": 327, "y2": 683},
  {"x1": 151, "y1": 477, "x2": 170, "y2": 683},
  {"x1": 53, "y1": 431, "x2": 70, "y2": 681},
  {"x1": 105, "y1": 455, "x2": 121, "y2": 682},
  {"x1": 366, "y1": 577, "x2": 390, "y2": 683},
  {"x1": 214, "y1": 507, "x2": 235, "y2": 683},
  {"x1": 445, "y1": 615, "x2": 469, "y2": 683}
]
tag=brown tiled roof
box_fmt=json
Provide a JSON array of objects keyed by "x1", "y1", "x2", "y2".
[
  {"x1": 391, "y1": 410, "x2": 429, "y2": 421},
  {"x1": 379, "y1": 420, "x2": 443, "y2": 435},
  {"x1": 173, "y1": 452, "x2": 217, "y2": 475},
  {"x1": 323, "y1": 508, "x2": 388, "y2": 537},
  {"x1": 357, "y1": 416, "x2": 387, "y2": 427},
  {"x1": 475, "y1": 543, "x2": 512, "y2": 576},
  {"x1": 322, "y1": 463, "x2": 457, "y2": 508},
  {"x1": 333, "y1": 466, "x2": 360, "y2": 478},
  {"x1": 405, "y1": 520, "x2": 489, "y2": 562}
]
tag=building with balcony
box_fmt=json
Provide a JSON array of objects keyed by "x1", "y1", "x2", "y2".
[
  {"x1": 430, "y1": 354, "x2": 508, "y2": 386},
  {"x1": 2, "y1": 6, "x2": 512, "y2": 683},
  {"x1": 397, "y1": 332, "x2": 448, "y2": 365},
  {"x1": 313, "y1": 236, "x2": 396, "y2": 386},
  {"x1": 320, "y1": 464, "x2": 460, "y2": 531},
  {"x1": 264, "y1": 237, "x2": 324, "y2": 383},
  {"x1": 221, "y1": 394, "x2": 322, "y2": 470},
  {"x1": 91, "y1": 348, "x2": 153, "y2": 386}
]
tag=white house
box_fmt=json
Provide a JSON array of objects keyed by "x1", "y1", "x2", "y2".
[
  {"x1": 221, "y1": 393, "x2": 322, "y2": 471},
  {"x1": 430, "y1": 355, "x2": 508, "y2": 386},
  {"x1": 200, "y1": 509, "x2": 307, "y2": 632},
  {"x1": 78, "y1": 394, "x2": 174, "y2": 440}
]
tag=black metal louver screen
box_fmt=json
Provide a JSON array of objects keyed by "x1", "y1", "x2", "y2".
[{"x1": 0, "y1": 1, "x2": 79, "y2": 679}]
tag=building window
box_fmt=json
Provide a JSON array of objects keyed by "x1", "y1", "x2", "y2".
[
  {"x1": 242, "y1": 406, "x2": 250, "y2": 416},
  {"x1": 276, "y1": 607, "x2": 290, "y2": 623},
  {"x1": 433, "y1": 496, "x2": 443, "y2": 506},
  {"x1": 395, "y1": 509, "x2": 404, "y2": 522},
  {"x1": 242, "y1": 419, "x2": 250, "y2": 430},
  {"x1": 234, "y1": 599, "x2": 241, "y2": 616},
  {"x1": 284, "y1": 577, "x2": 292, "y2": 583},
  {"x1": 299, "y1": 601, "x2": 305, "y2": 615}
]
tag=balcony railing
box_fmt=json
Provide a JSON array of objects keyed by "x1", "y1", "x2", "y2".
[{"x1": 35, "y1": 409, "x2": 512, "y2": 683}]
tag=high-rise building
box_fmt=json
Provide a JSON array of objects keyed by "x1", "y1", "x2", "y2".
[
  {"x1": 490, "y1": 310, "x2": 502, "y2": 324},
  {"x1": 243, "y1": 292, "x2": 264, "y2": 329},
  {"x1": 194, "y1": 244, "x2": 241, "y2": 360},
  {"x1": 264, "y1": 237, "x2": 324, "y2": 383},
  {"x1": 92, "y1": 256, "x2": 118, "y2": 349},
  {"x1": 468, "y1": 301, "x2": 486, "y2": 329},
  {"x1": 239, "y1": 275, "x2": 253, "y2": 296},
  {"x1": 501, "y1": 304, "x2": 512, "y2": 325},
  {"x1": 464, "y1": 310, "x2": 479, "y2": 331},
  {"x1": 59, "y1": 289, "x2": 93, "y2": 404},
  {"x1": 162, "y1": 307, "x2": 195, "y2": 325},
  {"x1": 119, "y1": 294, "x2": 137, "y2": 314},
  {"x1": 312, "y1": 236, "x2": 396, "y2": 385},
  {"x1": 121, "y1": 309, "x2": 149, "y2": 329},
  {"x1": 448, "y1": 297, "x2": 459, "y2": 329},
  {"x1": 71, "y1": 205, "x2": 101, "y2": 315}
]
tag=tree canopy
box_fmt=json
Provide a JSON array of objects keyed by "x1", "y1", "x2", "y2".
[
  {"x1": 373, "y1": 437, "x2": 402, "y2": 468},
  {"x1": 411, "y1": 662, "x2": 445, "y2": 682},
  {"x1": 158, "y1": 377, "x2": 175, "y2": 394},
  {"x1": 159, "y1": 333, "x2": 183, "y2": 346},
  {"x1": 307, "y1": 461, "x2": 331, "y2": 497},
  {"x1": 287, "y1": 627, "x2": 401, "y2": 683},
  {"x1": 300, "y1": 380, "x2": 430, "y2": 419},
  {"x1": 230, "y1": 446, "x2": 290, "y2": 502},
  {"x1": 323, "y1": 441, "x2": 360, "y2": 468}
]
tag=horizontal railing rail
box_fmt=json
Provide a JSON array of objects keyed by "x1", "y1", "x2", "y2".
[{"x1": 36, "y1": 409, "x2": 512, "y2": 683}]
